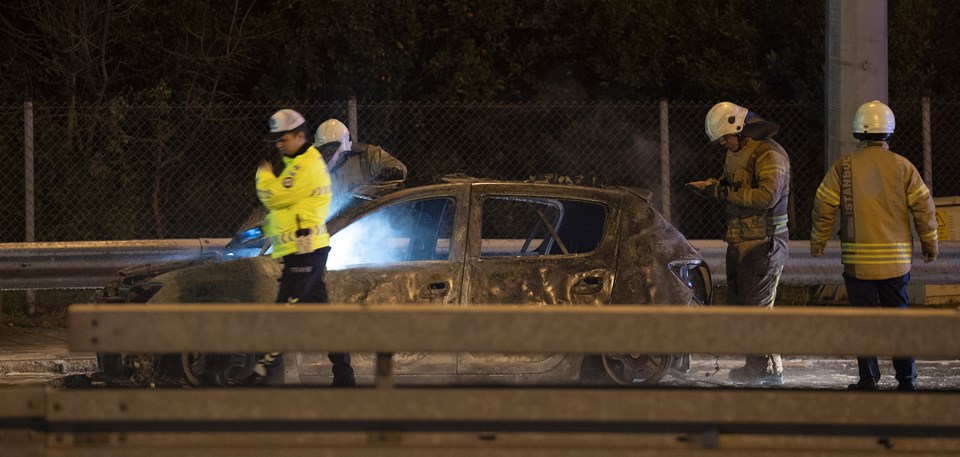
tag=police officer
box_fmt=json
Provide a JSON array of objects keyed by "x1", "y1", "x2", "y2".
[
  {"x1": 811, "y1": 100, "x2": 938, "y2": 391},
  {"x1": 257, "y1": 109, "x2": 355, "y2": 387},
  {"x1": 314, "y1": 118, "x2": 407, "y2": 215},
  {"x1": 687, "y1": 102, "x2": 791, "y2": 386}
]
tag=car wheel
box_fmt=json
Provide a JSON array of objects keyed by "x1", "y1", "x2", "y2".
[
  {"x1": 601, "y1": 353, "x2": 672, "y2": 386},
  {"x1": 181, "y1": 352, "x2": 259, "y2": 386},
  {"x1": 181, "y1": 352, "x2": 207, "y2": 386}
]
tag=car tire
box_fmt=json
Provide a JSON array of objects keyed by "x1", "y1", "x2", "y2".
[
  {"x1": 604, "y1": 353, "x2": 673, "y2": 385},
  {"x1": 578, "y1": 355, "x2": 618, "y2": 386},
  {"x1": 578, "y1": 354, "x2": 672, "y2": 386}
]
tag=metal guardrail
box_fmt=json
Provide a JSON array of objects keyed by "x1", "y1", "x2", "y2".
[
  {"x1": 1, "y1": 304, "x2": 959, "y2": 456},
  {"x1": 1, "y1": 239, "x2": 957, "y2": 290},
  {"x1": 0, "y1": 238, "x2": 229, "y2": 290},
  {"x1": 694, "y1": 240, "x2": 960, "y2": 286},
  {"x1": 70, "y1": 304, "x2": 960, "y2": 357}
]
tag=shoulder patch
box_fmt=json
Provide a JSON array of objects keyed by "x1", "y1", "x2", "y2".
[{"x1": 282, "y1": 177, "x2": 293, "y2": 188}]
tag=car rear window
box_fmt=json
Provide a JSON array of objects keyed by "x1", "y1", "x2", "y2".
[{"x1": 480, "y1": 197, "x2": 605, "y2": 257}]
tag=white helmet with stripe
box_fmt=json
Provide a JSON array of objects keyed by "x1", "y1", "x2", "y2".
[
  {"x1": 853, "y1": 100, "x2": 895, "y2": 135},
  {"x1": 314, "y1": 118, "x2": 352, "y2": 151},
  {"x1": 704, "y1": 102, "x2": 749, "y2": 142}
]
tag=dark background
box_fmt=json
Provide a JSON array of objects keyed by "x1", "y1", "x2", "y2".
[{"x1": 2, "y1": 1, "x2": 957, "y2": 104}]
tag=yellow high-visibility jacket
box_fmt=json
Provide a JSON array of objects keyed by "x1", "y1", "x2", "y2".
[
  {"x1": 256, "y1": 145, "x2": 333, "y2": 259},
  {"x1": 811, "y1": 141, "x2": 938, "y2": 280}
]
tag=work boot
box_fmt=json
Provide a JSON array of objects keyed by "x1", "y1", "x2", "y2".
[
  {"x1": 331, "y1": 375, "x2": 356, "y2": 387},
  {"x1": 847, "y1": 380, "x2": 878, "y2": 390},
  {"x1": 250, "y1": 352, "x2": 283, "y2": 386},
  {"x1": 329, "y1": 352, "x2": 355, "y2": 387},
  {"x1": 897, "y1": 382, "x2": 917, "y2": 392},
  {"x1": 728, "y1": 366, "x2": 783, "y2": 386}
]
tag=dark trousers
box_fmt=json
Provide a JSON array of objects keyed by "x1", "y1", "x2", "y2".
[
  {"x1": 271, "y1": 247, "x2": 354, "y2": 384},
  {"x1": 843, "y1": 272, "x2": 916, "y2": 386}
]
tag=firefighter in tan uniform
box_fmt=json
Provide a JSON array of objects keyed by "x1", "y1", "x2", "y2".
[
  {"x1": 687, "y1": 102, "x2": 790, "y2": 386},
  {"x1": 314, "y1": 119, "x2": 407, "y2": 216},
  {"x1": 811, "y1": 100, "x2": 938, "y2": 391}
]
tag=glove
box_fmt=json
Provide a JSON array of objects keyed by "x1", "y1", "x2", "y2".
[
  {"x1": 686, "y1": 179, "x2": 722, "y2": 201},
  {"x1": 921, "y1": 252, "x2": 936, "y2": 263},
  {"x1": 378, "y1": 167, "x2": 405, "y2": 181},
  {"x1": 810, "y1": 248, "x2": 823, "y2": 257}
]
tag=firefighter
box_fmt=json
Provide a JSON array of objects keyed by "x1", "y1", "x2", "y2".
[
  {"x1": 257, "y1": 109, "x2": 355, "y2": 387},
  {"x1": 687, "y1": 102, "x2": 791, "y2": 386},
  {"x1": 811, "y1": 100, "x2": 938, "y2": 391},
  {"x1": 314, "y1": 118, "x2": 407, "y2": 215}
]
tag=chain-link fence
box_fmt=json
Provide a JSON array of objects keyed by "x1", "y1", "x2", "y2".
[{"x1": 1, "y1": 99, "x2": 957, "y2": 243}]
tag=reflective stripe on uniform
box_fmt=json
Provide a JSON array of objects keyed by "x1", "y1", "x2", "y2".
[
  {"x1": 757, "y1": 163, "x2": 787, "y2": 178},
  {"x1": 816, "y1": 182, "x2": 840, "y2": 206},
  {"x1": 310, "y1": 185, "x2": 332, "y2": 197},
  {"x1": 770, "y1": 214, "x2": 788, "y2": 235},
  {"x1": 268, "y1": 224, "x2": 328, "y2": 247},
  {"x1": 907, "y1": 184, "x2": 931, "y2": 206},
  {"x1": 841, "y1": 242, "x2": 913, "y2": 264}
]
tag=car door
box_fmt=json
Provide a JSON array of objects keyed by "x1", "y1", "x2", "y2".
[
  {"x1": 459, "y1": 183, "x2": 620, "y2": 376},
  {"x1": 323, "y1": 184, "x2": 469, "y2": 377}
]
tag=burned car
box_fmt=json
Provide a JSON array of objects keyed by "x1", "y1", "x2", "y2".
[{"x1": 96, "y1": 176, "x2": 711, "y2": 387}]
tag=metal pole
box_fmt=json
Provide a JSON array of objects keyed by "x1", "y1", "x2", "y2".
[
  {"x1": 24, "y1": 101, "x2": 35, "y2": 243},
  {"x1": 348, "y1": 96, "x2": 358, "y2": 142},
  {"x1": 659, "y1": 98, "x2": 671, "y2": 221},
  {"x1": 922, "y1": 97, "x2": 932, "y2": 192},
  {"x1": 824, "y1": 0, "x2": 888, "y2": 172},
  {"x1": 24, "y1": 101, "x2": 36, "y2": 314}
]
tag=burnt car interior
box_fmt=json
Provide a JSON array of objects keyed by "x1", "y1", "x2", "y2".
[
  {"x1": 328, "y1": 197, "x2": 456, "y2": 269},
  {"x1": 481, "y1": 197, "x2": 605, "y2": 257}
]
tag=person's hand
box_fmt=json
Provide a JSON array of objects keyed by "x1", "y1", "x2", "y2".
[
  {"x1": 378, "y1": 167, "x2": 404, "y2": 181},
  {"x1": 685, "y1": 180, "x2": 712, "y2": 191},
  {"x1": 922, "y1": 252, "x2": 936, "y2": 263},
  {"x1": 258, "y1": 160, "x2": 273, "y2": 174},
  {"x1": 810, "y1": 248, "x2": 823, "y2": 257}
]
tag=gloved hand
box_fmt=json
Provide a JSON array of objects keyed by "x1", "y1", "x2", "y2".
[
  {"x1": 378, "y1": 167, "x2": 405, "y2": 181},
  {"x1": 921, "y1": 252, "x2": 936, "y2": 263},
  {"x1": 810, "y1": 248, "x2": 823, "y2": 257},
  {"x1": 686, "y1": 179, "x2": 724, "y2": 201}
]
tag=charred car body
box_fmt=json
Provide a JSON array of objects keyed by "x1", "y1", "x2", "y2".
[{"x1": 96, "y1": 176, "x2": 711, "y2": 386}]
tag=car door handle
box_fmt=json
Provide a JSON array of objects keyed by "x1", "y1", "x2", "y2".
[
  {"x1": 571, "y1": 276, "x2": 603, "y2": 295},
  {"x1": 419, "y1": 282, "x2": 450, "y2": 299}
]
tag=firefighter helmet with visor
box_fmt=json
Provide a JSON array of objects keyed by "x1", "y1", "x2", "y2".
[
  {"x1": 314, "y1": 119, "x2": 352, "y2": 151},
  {"x1": 705, "y1": 102, "x2": 749, "y2": 142}
]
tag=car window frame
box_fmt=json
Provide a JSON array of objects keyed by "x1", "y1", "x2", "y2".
[{"x1": 468, "y1": 183, "x2": 616, "y2": 260}]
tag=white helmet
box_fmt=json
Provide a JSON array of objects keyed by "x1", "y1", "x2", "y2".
[
  {"x1": 314, "y1": 119, "x2": 352, "y2": 150},
  {"x1": 704, "y1": 102, "x2": 749, "y2": 142},
  {"x1": 853, "y1": 100, "x2": 895, "y2": 134}
]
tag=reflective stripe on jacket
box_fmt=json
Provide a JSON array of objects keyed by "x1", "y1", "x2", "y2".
[
  {"x1": 810, "y1": 141, "x2": 938, "y2": 280},
  {"x1": 256, "y1": 145, "x2": 333, "y2": 259},
  {"x1": 720, "y1": 138, "x2": 791, "y2": 243}
]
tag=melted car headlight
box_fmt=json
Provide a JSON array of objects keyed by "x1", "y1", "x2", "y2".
[
  {"x1": 667, "y1": 259, "x2": 712, "y2": 305},
  {"x1": 239, "y1": 226, "x2": 263, "y2": 243}
]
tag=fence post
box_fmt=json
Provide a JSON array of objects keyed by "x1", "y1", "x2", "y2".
[
  {"x1": 24, "y1": 101, "x2": 35, "y2": 242},
  {"x1": 348, "y1": 96, "x2": 358, "y2": 142},
  {"x1": 922, "y1": 97, "x2": 932, "y2": 192},
  {"x1": 659, "y1": 98, "x2": 672, "y2": 221},
  {"x1": 23, "y1": 101, "x2": 36, "y2": 314}
]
